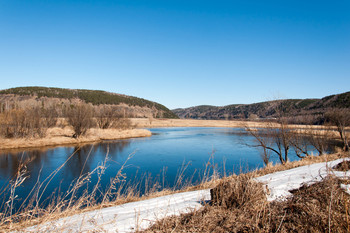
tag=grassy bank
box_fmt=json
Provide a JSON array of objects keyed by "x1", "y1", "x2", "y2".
[
  {"x1": 1, "y1": 118, "x2": 341, "y2": 150},
  {"x1": 142, "y1": 152, "x2": 350, "y2": 232},
  {"x1": 131, "y1": 118, "x2": 335, "y2": 129},
  {"x1": 1, "y1": 150, "x2": 348, "y2": 232},
  {"x1": 0, "y1": 127, "x2": 151, "y2": 150}
]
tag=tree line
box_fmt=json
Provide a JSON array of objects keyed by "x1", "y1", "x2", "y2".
[
  {"x1": 245, "y1": 104, "x2": 350, "y2": 165},
  {"x1": 0, "y1": 86, "x2": 178, "y2": 119},
  {"x1": 0, "y1": 103, "x2": 133, "y2": 139}
]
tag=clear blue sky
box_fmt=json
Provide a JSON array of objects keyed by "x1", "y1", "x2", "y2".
[{"x1": 0, "y1": 0, "x2": 349, "y2": 109}]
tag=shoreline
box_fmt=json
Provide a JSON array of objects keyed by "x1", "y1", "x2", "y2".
[
  {"x1": 0, "y1": 128, "x2": 152, "y2": 151},
  {"x1": 0, "y1": 118, "x2": 338, "y2": 151},
  {"x1": 22, "y1": 152, "x2": 347, "y2": 232},
  {"x1": 131, "y1": 118, "x2": 330, "y2": 129}
]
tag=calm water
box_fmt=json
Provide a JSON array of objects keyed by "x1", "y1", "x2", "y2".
[{"x1": 0, "y1": 127, "x2": 301, "y2": 210}]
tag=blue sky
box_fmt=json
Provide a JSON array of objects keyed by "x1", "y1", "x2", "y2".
[{"x1": 0, "y1": 0, "x2": 349, "y2": 109}]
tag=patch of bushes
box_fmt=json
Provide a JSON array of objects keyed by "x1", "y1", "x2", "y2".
[
  {"x1": 65, "y1": 103, "x2": 96, "y2": 138},
  {"x1": 0, "y1": 107, "x2": 57, "y2": 138}
]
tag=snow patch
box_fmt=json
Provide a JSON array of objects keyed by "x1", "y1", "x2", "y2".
[
  {"x1": 25, "y1": 189, "x2": 210, "y2": 232},
  {"x1": 25, "y1": 158, "x2": 350, "y2": 232},
  {"x1": 255, "y1": 158, "x2": 350, "y2": 201}
]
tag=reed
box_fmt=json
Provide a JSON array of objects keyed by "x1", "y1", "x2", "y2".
[{"x1": 0, "y1": 147, "x2": 225, "y2": 232}]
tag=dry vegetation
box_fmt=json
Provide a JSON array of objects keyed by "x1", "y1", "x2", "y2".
[
  {"x1": 142, "y1": 109, "x2": 349, "y2": 232},
  {"x1": 0, "y1": 101, "x2": 349, "y2": 231},
  {"x1": 142, "y1": 174, "x2": 350, "y2": 232},
  {"x1": 0, "y1": 103, "x2": 151, "y2": 150},
  {"x1": 0, "y1": 149, "x2": 348, "y2": 232},
  {"x1": 0, "y1": 147, "x2": 223, "y2": 232}
]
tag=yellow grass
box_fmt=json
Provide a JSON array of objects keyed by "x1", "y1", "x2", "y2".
[
  {"x1": 0, "y1": 127, "x2": 151, "y2": 150},
  {"x1": 131, "y1": 118, "x2": 334, "y2": 130},
  {"x1": 1, "y1": 118, "x2": 341, "y2": 150}
]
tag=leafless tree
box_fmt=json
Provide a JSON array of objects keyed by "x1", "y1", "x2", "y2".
[
  {"x1": 289, "y1": 131, "x2": 311, "y2": 158},
  {"x1": 41, "y1": 105, "x2": 58, "y2": 128},
  {"x1": 0, "y1": 107, "x2": 46, "y2": 138},
  {"x1": 113, "y1": 117, "x2": 133, "y2": 130},
  {"x1": 245, "y1": 100, "x2": 292, "y2": 165},
  {"x1": 245, "y1": 123, "x2": 291, "y2": 165},
  {"x1": 65, "y1": 103, "x2": 95, "y2": 138},
  {"x1": 95, "y1": 105, "x2": 117, "y2": 129},
  {"x1": 325, "y1": 108, "x2": 350, "y2": 151},
  {"x1": 305, "y1": 126, "x2": 332, "y2": 155}
]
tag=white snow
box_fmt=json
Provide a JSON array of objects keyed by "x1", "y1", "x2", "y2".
[
  {"x1": 341, "y1": 184, "x2": 350, "y2": 195},
  {"x1": 24, "y1": 189, "x2": 211, "y2": 233},
  {"x1": 255, "y1": 158, "x2": 350, "y2": 201},
  {"x1": 25, "y1": 158, "x2": 349, "y2": 232}
]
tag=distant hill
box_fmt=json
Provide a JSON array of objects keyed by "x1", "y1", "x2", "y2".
[
  {"x1": 0, "y1": 86, "x2": 178, "y2": 119},
  {"x1": 173, "y1": 91, "x2": 350, "y2": 124}
]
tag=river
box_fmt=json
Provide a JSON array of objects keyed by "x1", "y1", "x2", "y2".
[{"x1": 0, "y1": 127, "x2": 302, "y2": 211}]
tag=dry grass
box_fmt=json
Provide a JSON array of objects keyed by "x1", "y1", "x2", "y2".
[
  {"x1": 0, "y1": 147, "x2": 222, "y2": 232},
  {"x1": 140, "y1": 152, "x2": 350, "y2": 232},
  {"x1": 1, "y1": 117, "x2": 343, "y2": 150},
  {"x1": 143, "y1": 174, "x2": 350, "y2": 233},
  {"x1": 0, "y1": 127, "x2": 151, "y2": 150},
  {"x1": 255, "y1": 152, "x2": 346, "y2": 177},
  {"x1": 1, "y1": 139, "x2": 348, "y2": 232},
  {"x1": 131, "y1": 118, "x2": 342, "y2": 131}
]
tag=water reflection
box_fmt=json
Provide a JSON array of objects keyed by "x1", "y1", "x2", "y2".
[
  {"x1": 0, "y1": 140, "x2": 131, "y2": 184},
  {"x1": 0, "y1": 149, "x2": 51, "y2": 179},
  {"x1": 63, "y1": 140, "x2": 131, "y2": 178},
  {"x1": 0, "y1": 127, "x2": 323, "y2": 212}
]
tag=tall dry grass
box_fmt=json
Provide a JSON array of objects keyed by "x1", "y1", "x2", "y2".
[
  {"x1": 1, "y1": 146, "x2": 347, "y2": 232},
  {"x1": 0, "y1": 147, "x2": 223, "y2": 232},
  {"x1": 143, "y1": 172, "x2": 350, "y2": 232}
]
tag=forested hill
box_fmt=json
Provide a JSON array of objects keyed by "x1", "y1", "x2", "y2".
[
  {"x1": 172, "y1": 91, "x2": 350, "y2": 123},
  {"x1": 0, "y1": 86, "x2": 178, "y2": 119}
]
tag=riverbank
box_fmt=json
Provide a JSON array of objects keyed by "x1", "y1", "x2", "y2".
[
  {"x1": 0, "y1": 127, "x2": 152, "y2": 150},
  {"x1": 0, "y1": 118, "x2": 337, "y2": 150},
  {"x1": 131, "y1": 118, "x2": 330, "y2": 130},
  {"x1": 22, "y1": 153, "x2": 349, "y2": 232}
]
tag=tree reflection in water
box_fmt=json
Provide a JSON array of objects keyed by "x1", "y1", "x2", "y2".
[
  {"x1": 0, "y1": 140, "x2": 132, "y2": 211},
  {"x1": 63, "y1": 140, "x2": 131, "y2": 179}
]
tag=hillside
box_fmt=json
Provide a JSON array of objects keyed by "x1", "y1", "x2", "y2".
[
  {"x1": 173, "y1": 91, "x2": 350, "y2": 123},
  {"x1": 0, "y1": 86, "x2": 178, "y2": 119}
]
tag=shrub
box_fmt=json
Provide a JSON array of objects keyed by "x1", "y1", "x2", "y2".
[
  {"x1": 0, "y1": 108, "x2": 46, "y2": 138},
  {"x1": 95, "y1": 106, "x2": 117, "y2": 129},
  {"x1": 65, "y1": 103, "x2": 95, "y2": 137},
  {"x1": 144, "y1": 176, "x2": 349, "y2": 232}
]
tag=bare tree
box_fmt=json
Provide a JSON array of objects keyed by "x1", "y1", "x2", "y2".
[
  {"x1": 0, "y1": 107, "x2": 46, "y2": 138},
  {"x1": 65, "y1": 103, "x2": 95, "y2": 138},
  {"x1": 113, "y1": 117, "x2": 133, "y2": 130},
  {"x1": 245, "y1": 100, "x2": 292, "y2": 165},
  {"x1": 305, "y1": 126, "x2": 331, "y2": 155},
  {"x1": 289, "y1": 130, "x2": 311, "y2": 158},
  {"x1": 325, "y1": 108, "x2": 350, "y2": 151},
  {"x1": 95, "y1": 105, "x2": 117, "y2": 129},
  {"x1": 41, "y1": 105, "x2": 58, "y2": 128}
]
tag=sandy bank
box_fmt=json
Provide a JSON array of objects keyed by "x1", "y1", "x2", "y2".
[{"x1": 0, "y1": 127, "x2": 152, "y2": 150}]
